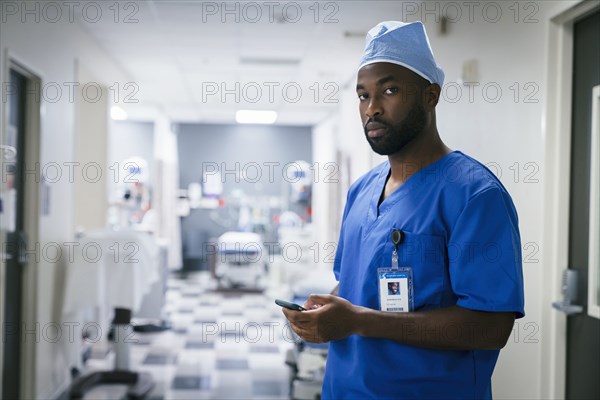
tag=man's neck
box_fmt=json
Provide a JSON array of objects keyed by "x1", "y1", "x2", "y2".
[{"x1": 386, "y1": 130, "x2": 451, "y2": 185}]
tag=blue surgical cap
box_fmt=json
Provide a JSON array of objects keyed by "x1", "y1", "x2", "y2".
[{"x1": 359, "y1": 21, "x2": 445, "y2": 86}]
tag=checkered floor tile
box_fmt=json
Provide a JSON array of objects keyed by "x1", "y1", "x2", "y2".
[{"x1": 80, "y1": 271, "x2": 294, "y2": 399}]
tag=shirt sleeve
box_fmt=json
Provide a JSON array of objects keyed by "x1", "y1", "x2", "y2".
[
  {"x1": 333, "y1": 229, "x2": 343, "y2": 282},
  {"x1": 448, "y1": 187, "x2": 525, "y2": 318},
  {"x1": 333, "y1": 190, "x2": 354, "y2": 281}
]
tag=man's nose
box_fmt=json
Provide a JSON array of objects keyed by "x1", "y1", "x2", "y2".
[{"x1": 365, "y1": 97, "x2": 383, "y2": 119}]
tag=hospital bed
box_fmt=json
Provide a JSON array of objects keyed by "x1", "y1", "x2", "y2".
[{"x1": 214, "y1": 231, "x2": 268, "y2": 290}]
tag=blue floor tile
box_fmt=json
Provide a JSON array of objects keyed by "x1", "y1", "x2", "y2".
[
  {"x1": 172, "y1": 375, "x2": 210, "y2": 390},
  {"x1": 216, "y1": 359, "x2": 249, "y2": 370}
]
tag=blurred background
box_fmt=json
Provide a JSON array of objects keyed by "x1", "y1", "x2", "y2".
[{"x1": 0, "y1": 1, "x2": 599, "y2": 399}]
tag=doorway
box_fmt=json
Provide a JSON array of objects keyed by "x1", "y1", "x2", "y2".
[
  {"x1": 566, "y1": 9, "x2": 600, "y2": 399},
  {"x1": 542, "y1": 2, "x2": 600, "y2": 398},
  {"x1": 0, "y1": 61, "x2": 41, "y2": 399}
]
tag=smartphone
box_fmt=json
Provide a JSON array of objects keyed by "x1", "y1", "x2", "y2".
[{"x1": 275, "y1": 299, "x2": 306, "y2": 311}]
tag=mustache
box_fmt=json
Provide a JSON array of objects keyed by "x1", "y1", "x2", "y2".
[{"x1": 364, "y1": 117, "x2": 389, "y2": 132}]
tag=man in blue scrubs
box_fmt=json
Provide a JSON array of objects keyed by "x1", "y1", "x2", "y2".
[{"x1": 282, "y1": 21, "x2": 525, "y2": 399}]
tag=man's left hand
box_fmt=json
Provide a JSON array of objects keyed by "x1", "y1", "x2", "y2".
[{"x1": 281, "y1": 294, "x2": 363, "y2": 343}]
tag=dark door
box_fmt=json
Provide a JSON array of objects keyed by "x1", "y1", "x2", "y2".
[
  {"x1": 567, "y1": 10, "x2": 600, "y2": 400},
  {"x1": 1, "y1": 68, "x2": 28, "y2": 400}
]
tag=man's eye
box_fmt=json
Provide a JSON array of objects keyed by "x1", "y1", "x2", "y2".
[
  {"x1": 357, "y1": 93, "x2": 368, "y2": 101},
  {"x1": 384, "y1": 87, "x2": 398, "y2": 94}
]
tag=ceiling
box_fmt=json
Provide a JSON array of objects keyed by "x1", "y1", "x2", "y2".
[{"x1": 77, "y1": 1, "x2": 420, "y2": 126}]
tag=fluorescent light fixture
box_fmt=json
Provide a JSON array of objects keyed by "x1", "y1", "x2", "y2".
[
  {"x1": 235, "y1": 110, "x2": 277, "y2": 124},
  {"x1": 110, "y1": 106, "x2": 128, "y2": 120}
]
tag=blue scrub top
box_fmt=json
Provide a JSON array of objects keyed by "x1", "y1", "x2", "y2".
[{"x1": 322, "y1": 151, "x2": 525, "y2": 400}]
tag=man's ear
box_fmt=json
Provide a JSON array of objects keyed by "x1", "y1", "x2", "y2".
[{"x1": 423, "y1": 83, "x2": 441, "y2": 110}]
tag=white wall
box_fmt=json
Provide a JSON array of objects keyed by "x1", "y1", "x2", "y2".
[
  {"x1": 312, "y1": 1, "x2": 581, "y2": 398},
  {"x1": 153, "y1": 114, "x2": 182, "y2": 270},
  {"x1": 311, "y1": 115, "x2": 339, "y2": 248},
  {"x1": 74, "y1": 64, "x2": 109, "y2": 232},
  {"x1": 0, "y1": 13, "x2": 129, "y2": 399}
]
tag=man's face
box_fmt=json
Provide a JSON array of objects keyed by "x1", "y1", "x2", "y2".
[
  {"x1": 356, "y1": 63, "x2": 428, "y2": 156},
  {"x1": 390, "y1": 282, "x2": 399, "y2": 294}
]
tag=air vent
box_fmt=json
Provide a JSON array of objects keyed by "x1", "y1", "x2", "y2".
[{"x1": 239, "y1": 57, "x2": 301, "y2": 66}]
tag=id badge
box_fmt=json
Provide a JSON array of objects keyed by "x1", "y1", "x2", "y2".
[
  {"x1": 377, "y1": 267, "x2": 414, "y2": 312},
  {"x1": 377, "y1": 228, "x2": 414, "y2": 312}
]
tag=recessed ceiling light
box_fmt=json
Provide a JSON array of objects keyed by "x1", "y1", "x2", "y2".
[
  {"x1": 110, "y1": 106, "x2": 128, "y2": 120},
  {"x1": 235, "y1": 110, "x2": 277, "y2": 124}
]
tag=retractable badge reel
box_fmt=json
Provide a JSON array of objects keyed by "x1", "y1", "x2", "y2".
[{"x1": 377, "y1": 229, "x2": 414, "y2": 312}]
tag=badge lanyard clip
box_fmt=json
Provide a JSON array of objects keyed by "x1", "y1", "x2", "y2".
[{"x1": 391, "y1": 229, "x2": 403, "y2": 270}]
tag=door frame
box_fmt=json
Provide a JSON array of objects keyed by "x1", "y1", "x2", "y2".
[
  {"x1": 541, "y1": 1, "x2": 600, "y2": 398},
  {"x1": 589, "y1": 85, "x2": 600, "y2": 319},
  {"x1": 0, "y1": 50, "x2": 41, "y2": 400}
]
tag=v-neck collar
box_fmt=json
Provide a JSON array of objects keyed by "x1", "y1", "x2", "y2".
[{"x1": 368, "y1": 151, "x2": 459, "y2": 222}]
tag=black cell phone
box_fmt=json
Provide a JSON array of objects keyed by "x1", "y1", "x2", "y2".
[{"x1": 275, "y1": 299, "x2": 306, "y2": 311}]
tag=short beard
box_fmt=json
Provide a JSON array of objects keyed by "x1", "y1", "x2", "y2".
[{"x1": 365, "y1": 102, "x2": 427, "y2": 156}]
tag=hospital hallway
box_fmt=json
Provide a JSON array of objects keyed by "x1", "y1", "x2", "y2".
[
  {"x1": 2, "y1": 1, "x2": 600, "y2": 399},
  {"x1": 72, "y1": 271, "x2": 295, "y2": 400}
]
